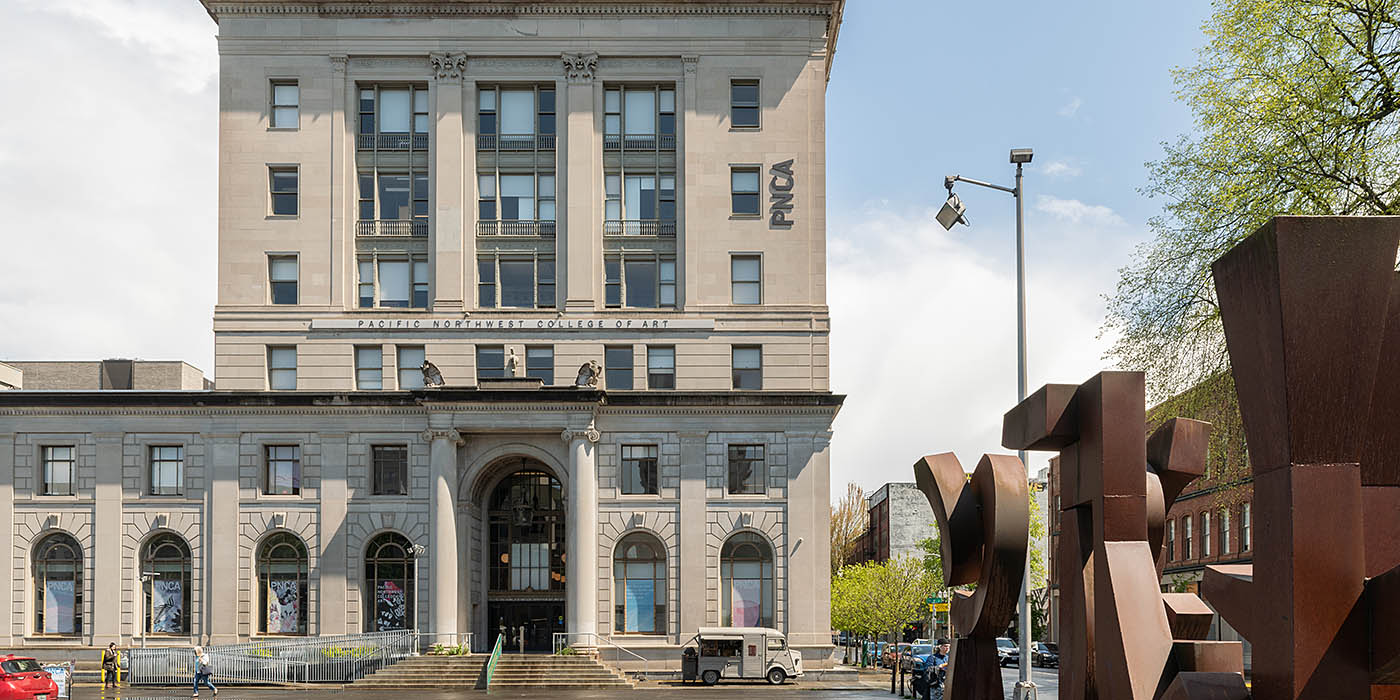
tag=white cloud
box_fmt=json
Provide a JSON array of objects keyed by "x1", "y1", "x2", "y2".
[
  {"x1": 1057, "y1": 96, "x2": 1083, "y2": 118},
  {"x1": 1042, "y1": 160, "x2": 1082, "y2": 178},
  {"x1": 1035, "y1": 195, "x2": 1127, "y2": 228}
]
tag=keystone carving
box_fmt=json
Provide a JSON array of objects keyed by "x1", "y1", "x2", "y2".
[
  {"x1": 561, "y1": 52, "x2": 599, "y2": 82},
  {"x1": 429, "y1": 51, "x2": 467, "y2": 80}
]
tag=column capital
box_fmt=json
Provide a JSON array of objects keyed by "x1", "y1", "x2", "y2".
[
  {"x1": 421, "y1": 428, "x2": 464, "y2": 447},
  {"x1": 430, "y1": 51, "x2": 468, "y2": 81},
  {"x1": 330, "y1": 53, "x2": 348, "y2": 74},
  {"x1": 561, "y1": 52, "x2": 599, "y2": 83},
  {"x1": 561, "y1": 427, "x2": 600, "y2": 444},
  {"x1": 682, "y1": 54, "x2": 699, "y2": 74}
]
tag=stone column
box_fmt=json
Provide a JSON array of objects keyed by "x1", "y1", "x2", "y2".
[
  {"x1": 424, "y1": 427, "x2": 463, "y2": 641},
  {"x1": 563, "y1": 426, "x2": 600, "y2": 642},
  {"x1": 430, "y1": 52, "x2": 468, "y2": 313},
  {"x1": 784, "y1": 431, "x2": 833, "y2": 648},
  {"x1": 93, "y1": 433, "x2": 123, "y2": 645},
  {"x1": 561, "y1": 52, "x2": 600, "y2": 312},
  {"x1": 205, "y1": 432, "x2": 241, "y2": 644},
  {"x1": 330, "y1": 54, "x2": 350, "y2": 308},
  {"x1": 0, "y1": 433, "x2": 12, "y2": 645},
  {"x1": 677, "y1": 430, "x2": 709, "y2": 637},
  {"x1": 318, "y1": 433, "x2": 349, "y2": 634},
  {"x1": 680, "y1": 55, "x2": 700, "y2": 307}
]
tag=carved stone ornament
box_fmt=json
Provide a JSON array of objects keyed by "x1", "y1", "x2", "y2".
[
  {"x1": 682, "y1": 54, "x2": 699, "y2": 74},
  {"x1": 561, "y1": 52, "x2": 599, "y2": 82},
  {"x1": 561, "y1": 427, "x2": 601, "y2": 444},
  {"x1": 421, "y1": 428, "x2": 464, "y2": 446},
  {"x1": 430, "y1": 51, "x2": 467, "y2": 80}
]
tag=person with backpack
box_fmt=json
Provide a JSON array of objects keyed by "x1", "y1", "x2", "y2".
[
  {"x1": 191, "y1": 646, "x2": 216, "y2": 697},
  {"x1": 100, "y1": 642, "x2": 119, "y2": 689}
]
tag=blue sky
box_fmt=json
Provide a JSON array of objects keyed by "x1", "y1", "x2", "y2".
[{"x1": 0, "y1": 0, "x2": 1218, "y2": 496}]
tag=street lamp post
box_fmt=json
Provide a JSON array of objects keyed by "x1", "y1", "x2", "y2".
[
  {"x1": 410, "y1": 543, "x2": 427, "y2": 653},
  {"x1": 937, "y1": 147, "x2": 1037, "y2": 700},
  {"x1": 137, "y1": 570, "x2": 159, "y2": 649}
]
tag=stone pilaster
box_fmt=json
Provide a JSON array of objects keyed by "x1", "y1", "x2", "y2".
[
  {"x1": 562, "y1": 425, "x2": 600, "y2": 640},
  {"x1": 0, "y1": 433, "x2": 14, "y2": 645},
  {"x1": 92, "y1": 433, "x2": 123, "y2": 645},
  {"x1": 561, "y1": 52, "x2": 600, "y2": 311},
  {"x1": 430, "y1": 51, "x2": 468, "y2": 312},
  {"x1": 784, "y1": 431, "x2": 832, "y2": 646},
  {"x1": 204, "y1": 432, "x2": 241, "y2": 644},
  {"x1": 330, "y1": 53, "x2": 350, "y2": 308},
  {"x1": 677, "y1": 430, "x2": 708, "y2": 636},
  {"x1": 318, "y1": 433, "x2": 349, "y2": 634},
  {"x1": 680, "y1": 55, "x2": 700, "y2": 309},
  {"x1": 424, "y1": 425, "x2": 463, "y2": 640}
]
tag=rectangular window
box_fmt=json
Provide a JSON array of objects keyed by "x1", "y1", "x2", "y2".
[
  {"x1": 477, "y1": 345, "x2": 505, "y2": 381},
  {"x1": 1242, "y1": 503, "x2": 1252, "y2": 551},
  {"x1": 398, "y1": 346, "x2": 426, "y2": 390},
  {"x1": 526, "y1": 346, "x2": 554, "y2": 386},
  {"x1": 626, "y1": 258, "x2": 658, "y2": 308},
  {"x1": 1182, "y1": 516, "x2": 1192, "y2": 559},
  {"x1": 605, "y1": 258, "x2": 621, "y2": 307},
  {"x1": 647, "y1": 346, "x2": 675, "y2": 390},
  {"x1": 358, "y1": 260, "x2": 375, "y2": 308},
  {"x1": 1166, "y1": 520, "x2": 1175, "y2": 561},
  {"x1": 372, "y1": 445, "x2": 408, "y2": 496},
  {"x1": 605, "y1": 254, "x2": 675, "y2": 309},
  {"x1": 603, "y1": 85, "x2": 675, "y2": 149},
  {"x1": 731, "y1": 167, "x2": 760, "y2": 215},
  {"x1": 605, "y1": 346, "x2": 634, "y2": 390},
  {"x1": 413, "y1": 260, "x2": 429, "y2": 309},
  {"x1": 264, "y1": 445, "x2": 301, "y2": 496},
  {"x1": 269, "y1": 255, "x2": 298, "y2": 305},
  {"x1": 478, "y1": 88, "x2": 496, "y2": 135},
  {"x1": 731, "y1": 255, "x2": 761, "y2": 305},
  {"x1": 621, "y1": 444, "x2": 659, "y2": 495},
  {"x1": 270, "y1": 167, "x2": 298, "y2": 216},
  {"x1": 356, "y1": 346, "x2": 383, "y2": 390},
  {"x1": 1201, "y1": 512, "x2": 1211, "y2": 558},
  {"x1": 478, "y1": 258, "x2": 496, "y2": 308},
  {"x1": 500, "y1": 259, "x2": 535, "y2": 308},
  {"x1": 537, "y1": 259, "x2": 555, "y2": 309},
  {"x1": 732, "y1": 346, "x2": 762, "y2": 390},
  {"x1": 730, "y1": 79, "x2": 760, "y2": 128},
  {"x1": 1219, "y1": 508, "x2": 1230, "y2": 555},
  {"x1": 727, "y1": 444, "x2": 766, "y2": 495},
  {"x1": 149, "y1": 446, "x2": 184, "y2": 496},
  {"x1": 271, "y1": 81, "x2": 299, "y2": 129},
  {"x1": 268, "y1": 346, "x2": 297, "y2": 390},
  {"x1": 42, "y1": 446, "x2": 75, "y2": 497}
]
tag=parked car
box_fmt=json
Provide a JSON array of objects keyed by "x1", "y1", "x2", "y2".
[
  {"x1": 1030, "y1": 642, "x2": 1058, "y2": 668},
  {"x1": 905, "y1": 643, "x2": 934, "y2": 672},
  {"x1": 996, "y1": 637, "x2": 1020, "y2": 667},
  {"x1": 0, "y1": 656, "x2": 58, "y2": 700},
  {"x1": 884, "y1": 642, "x2": 910, "y2": 669}
]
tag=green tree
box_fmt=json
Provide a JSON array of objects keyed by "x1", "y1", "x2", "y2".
[
  {"x1": 1105, "y1": 0, "x2": 1400, "y2": 401},
  {"x1": 830, "y1": 556, "x2": 939, "y2": 646}
]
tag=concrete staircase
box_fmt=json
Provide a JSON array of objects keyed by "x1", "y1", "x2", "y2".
[
  {"x1": 349, "y1": 654, "x2": 488, "y2": 690},
  {"x1": 489, "y1": 654, "x2": 634, "y2": 690}
]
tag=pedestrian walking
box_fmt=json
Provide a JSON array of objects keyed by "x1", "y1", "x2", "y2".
[
  {"x1": 101, "y1": 642, "x2": 119, "y2": 689},
  {"x1": 191, "y1": 646, "x2": 217, "y2": 697}
]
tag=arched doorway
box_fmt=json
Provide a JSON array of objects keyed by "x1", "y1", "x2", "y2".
[{"x1": 486, "y1": 461, "x2": 565, "y2": 652}]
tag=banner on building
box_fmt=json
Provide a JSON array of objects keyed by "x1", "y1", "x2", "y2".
[
  {"x1": 376, "y1": 580, "x2": 406, "y2": 631},
  {"x1": 268, "y1": 579, "x2": 300, "y2": 633},
  {"x1": 623, "y1": 578, "x2": 654, "y2": 633},
  {"x1": 44, "y1": 580, "x2": 75, "y2": 635},
  {"x1": 152, "y1": 580, "x2": 183, "y2": 633},
  {"x1": 731, "y1": 579, "x2": 761, "y2": 627}
]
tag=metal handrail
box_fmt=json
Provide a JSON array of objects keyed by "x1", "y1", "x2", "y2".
[
  {"x1": 552, "y1": 632, "x2": 651, "y2": 680},
  {"x1": 126, "y1": 630, "x2": 414, "y2": 685},
  {"x1": 483, "y1": 633, "x2": 505, "y2": 689}
]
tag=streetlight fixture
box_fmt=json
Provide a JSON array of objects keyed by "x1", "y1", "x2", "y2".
[
  {"x1": 138, "y1": 570, "x2": 159, "y2": 649},
  {"x1": 409, "y1": 543, "x2": 427, "y2": 653},
  {"x1": 938, "y1": 147, "x2": 1037, "y2": 700}
]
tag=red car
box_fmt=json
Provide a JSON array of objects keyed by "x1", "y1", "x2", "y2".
[{"x1": 0, "y1": 656, "x2": 57, "y2": 700}]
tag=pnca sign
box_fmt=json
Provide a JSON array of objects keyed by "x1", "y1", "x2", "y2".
[{"x1": 310, "y1": 318, "x2": 715, "y2": 332}]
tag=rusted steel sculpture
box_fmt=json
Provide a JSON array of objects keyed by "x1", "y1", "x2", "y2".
[
  {"x1": 912, "y1": 453, "x2": 1028, "y2": 700},
  {"x1": 1202, "y1": 216, "x2": 1400, "y2": 699},
  {"x1": 1003, "y1": 372, "x2": 1246, "y2": 700}
]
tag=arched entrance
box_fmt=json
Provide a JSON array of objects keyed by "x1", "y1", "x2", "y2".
[{"x1": 486, "y1": 460, "x2": 566, "y2": 652}]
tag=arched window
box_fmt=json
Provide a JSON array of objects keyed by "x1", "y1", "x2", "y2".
[
  {"x1": 365, "y1": 532, "x2": 415, "y2": 631},
  {"x1": 258, "y1": 532, "x2": 308, "y2": 635},
  {"x1": 143, "y1": 533, "x2": 191, "y2": 635},
  {"x1": 721, "y1": 532, "x2": 773, "y2": 628},
  {"x1": 34, "y1": 534, "x2": 82, "y2": 635},
  {"x1": 613, "y1": 533, "x2": 666, "y2": 634}
]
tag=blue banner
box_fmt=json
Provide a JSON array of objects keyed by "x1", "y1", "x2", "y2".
[{"x1": 624, "y1": 579, "x2": 654, "y2": 633}]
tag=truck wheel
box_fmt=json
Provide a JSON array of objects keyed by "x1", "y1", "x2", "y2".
[
  {"x1": 701, "y1": 670, "x2": 720, "y2": 686},
  {"x1": 766, "y1": 668, "x2": 786, "y2": 685}
]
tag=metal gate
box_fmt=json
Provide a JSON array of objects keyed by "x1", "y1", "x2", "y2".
[{"x1": 126, "y1": 630, "x2": 414, "y2": 685}]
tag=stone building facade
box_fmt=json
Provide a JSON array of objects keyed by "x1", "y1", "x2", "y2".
[{"x1": 0, "y1": 0, "x2": 845, "y2": 663}]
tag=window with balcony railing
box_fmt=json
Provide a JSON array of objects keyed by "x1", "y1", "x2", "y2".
[
  {"x1": 604, "y1": 85, "x2": 676, "y2": 151},
  {"x1": 476, "y1": 173, "x2": 555, "y2": 237},
  {"x1": 358, "y1": 85, "x2": 429, "y2": 151},
  {"x1": 477, "y1": 85, "x2": 555, "y2": 151},
  {"x1": 358, "y1": 171, "x2": 429, "y2": 237},
  {"x1": 604, "y1": 172, "x2": 676, "y2": 237}
]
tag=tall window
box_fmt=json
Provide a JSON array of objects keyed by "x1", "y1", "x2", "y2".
[
  {"x1": 398, "y1": 346, "x2": 426, "y2": 390},
  {"x1": 1166, "y1": 520, "x2": 1175, "y2": 561},
  {"x1": 257, "y1": 533, "x2": 308, "y2": 635},
  {"x1": 270, "y1": 81, "x2": 299, "y2": 129},
  {"x1": 372, "y1": 446, "x2": 408, "y2": 496},
  {"x1": 478, "y1": 256, "x2": 555, "y2": 309},
  {"x1": 605, "y1": 346, "x2": 634, "y2": 390},
  {"x1": 604, "y1": 85, "x2": 676, "y2": 150},
  {"x1": 42, "y1": 446, "x2": 75, "y2": 496},
  {"x1": 720, "y1": 532, "x2": 773, "y2": 627},
  {"x1": 268, "y1": 346, "x2": 297, "y2": 390},
  {"x1": 356, "y1": 346, "x2": 383, "y2": 390},
  {"x1": 731, "y1": 168, "x2": 760, "y2": 215},
  {"x1": 265, "y1": 445, "x2": 301, "y2": 496},
  {"x1": 365, "y1": 532, "x2": 415, "y2": 631},
  {"x1": 33, "y1": 533, "x2": 82, "y2": 635},
  {"x1": 731, "y1": 255, "x2": 761, "y2": 305},
  {"x1": 1219, "y1": 508, "x2": 1230, "y2": 555},
  {"x1": 149, "y1": 445, "x2": 184, "y2": 496},
  {"x1": 1201, "y1": 512, "x2": 1211, "y2": 557},
  {"x1": 268, "y1": 255, "x2": 298, "y2": 305},
  {"x1": 478, "y1": 173, "x2": 556, "y2": 235},
  {"x1": 730, "y1": 79, "x2": 760, "y2": 128},
  {"x1": 647, "y1": 346, "x2": 675, "y2": 390},
  {"x1": 270, "y1": 167, "x2": 298, "y2": 216},
  {"x1": 358, "y1": 85, "x2": 428, "y2": 150},
  {"x1": 732, "y1": 346, "x2": 762, "y2": 390},
  {"x1": 728, "y1": 445, "x2": 766, "y2": 495},
  {"x1": 143, "y1": 534, "x2": 191, "y2": 635},
  {"x1": 477, "y1": 345, "x2": 505, "y2": 380},
  {"x1": 488, "y1": 470, "x2": 566, "y2": 593},
  {"x1": 477, "y1": 86, "x2": 555, "y2": 149},
  {"x1": 1241, "y1": 503, "x2": 1252, "y2": 551},
  {"x1": 604, "y1": 173, "x2": 676, "y2": 235},
  {"x1": 358, "y1": 257, "x2": 429, "y2": 309},
  {"x1": 613, "y1": 533, "x2": 666, "y2": 634},
  {"x1": 357, "y1": 171, "x2": 429, "y2": 236},
  {"x1": 1182, "y1": 516, "x2": 1193, "y2": 559},
  {"x1": 621, "y1": 445, "x2": 658, "y2": 495},
  {"x1": 605, "y1": 254, "x2": 675, "y2": 308},
  {"x1": 526, "y1": 346, "x2": 554, "y2": 385}
]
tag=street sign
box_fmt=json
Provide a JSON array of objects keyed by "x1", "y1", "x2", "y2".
[{"x1": 934, "y1": 602, "x2": 950, "y2": 613}]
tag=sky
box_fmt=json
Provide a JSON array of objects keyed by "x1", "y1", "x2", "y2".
[{"x1": 0, "y1": 0, "x2": 1213, "y2": 496}]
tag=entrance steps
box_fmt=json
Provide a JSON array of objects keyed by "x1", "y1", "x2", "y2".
[
  {"x1": 348, "y1": 654, "x2": 488, "y2": 690},
  {"x1": 489, "y1": 654, "x2": 635, "y2": 689}
]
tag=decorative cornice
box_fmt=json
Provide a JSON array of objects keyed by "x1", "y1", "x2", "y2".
[
  {"x1": 430, "y1": 51, "x2": 467, "y2": 80},
  {"x1": 561, "y1": 51, "x2": 598, "y2": 83},
  {"x1": 421, "y1": 428, "x2": 465, "y2": 446},
  {"x1": 561, "y1": 427, "x2": 601, "y2": 444},
  {"x1": 203, "y1": 4, "x2": 837, "y2": 19}
]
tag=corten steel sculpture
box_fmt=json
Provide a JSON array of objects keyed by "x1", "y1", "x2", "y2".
[
  {"x1": 912, "y1": 453, "x2": 1028, "y2": 700},
  {"x1": 1202, "y1": 216, "x2": 1400, "y2": 699},
  {"x1": 1003, "y1": 372, "x2": 1246, "y2": 700}
]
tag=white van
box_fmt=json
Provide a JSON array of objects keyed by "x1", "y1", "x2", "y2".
[{"x1": 682, "y1": 627, "x2": 804, "y2": 685}]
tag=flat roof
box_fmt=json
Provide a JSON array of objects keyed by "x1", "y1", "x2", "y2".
[{"x1": 0, "y1": 388, "x2": 844, "y2": 409}]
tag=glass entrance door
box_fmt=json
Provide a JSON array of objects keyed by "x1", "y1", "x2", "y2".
[
  {"x1": 487, "y1": 600, "x2": 565, "y2": 652},
  {"x1": 486, "y1": 464, "x2": 567, "y2": 652}
]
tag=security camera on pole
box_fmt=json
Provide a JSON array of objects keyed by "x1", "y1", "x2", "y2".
[{"x1": 937, "y1": 147, "x2": 1037, "y2": 700}]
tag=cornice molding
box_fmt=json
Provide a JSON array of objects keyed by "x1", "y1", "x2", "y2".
[{"x1": 204, "y1": 3, "x2": 836, "y2": 19}]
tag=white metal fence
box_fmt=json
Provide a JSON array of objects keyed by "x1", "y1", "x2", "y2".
[{"x1": 126, "y1": 630, "x2": 415, "y2": 685}]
